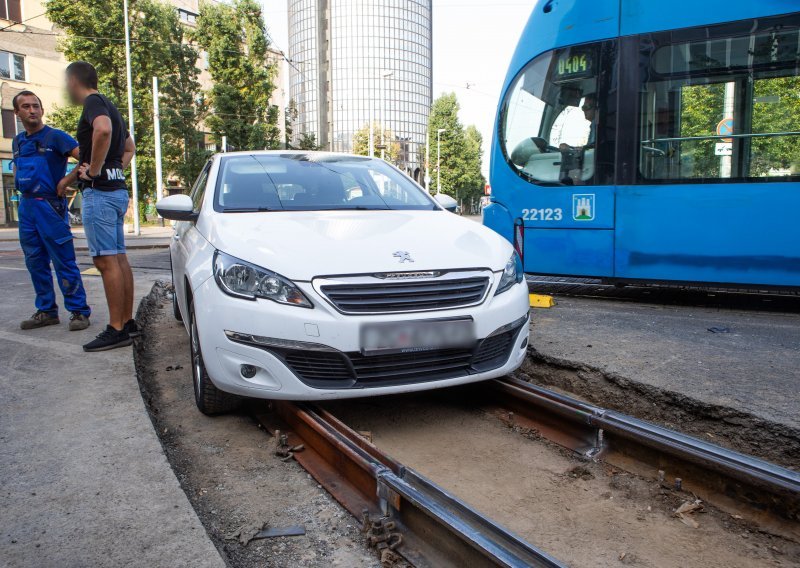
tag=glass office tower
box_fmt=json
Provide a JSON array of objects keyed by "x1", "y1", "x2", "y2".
[{"x1": 288, "y1": 0, "x2": 433, "y2": 179}]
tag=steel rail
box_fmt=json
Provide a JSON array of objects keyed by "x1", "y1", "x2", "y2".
[
  {"x1": 490, "y1": 378, "x2": 800, "y2": 524},
  {"x1": 259, "y1": 401, "x2": 565, "y2": 568}
]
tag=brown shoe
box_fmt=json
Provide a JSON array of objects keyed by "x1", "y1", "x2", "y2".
[
  {"x1": 69, "y1": 313, "x2": 91, "y2": 331},
  {"x1": 20, "y1": 311, "x2": 60, "y2": 330}
]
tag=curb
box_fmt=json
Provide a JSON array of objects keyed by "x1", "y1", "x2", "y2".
[{"x1": 75, "y1": 244, "x2": 171, "y2": 251}]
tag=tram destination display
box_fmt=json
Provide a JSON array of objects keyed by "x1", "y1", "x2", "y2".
[{"x1": 552, "y1": 49, "x2": 595, "y2": 82}]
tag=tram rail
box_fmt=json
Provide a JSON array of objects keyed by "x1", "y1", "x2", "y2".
[{"x1": 255, "y1": 378, "x2": 800, "y2": 567}]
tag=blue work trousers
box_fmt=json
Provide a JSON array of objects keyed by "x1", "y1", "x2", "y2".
[{"x1": 18, "y1": 196, "x2": 91, "y2": 316}]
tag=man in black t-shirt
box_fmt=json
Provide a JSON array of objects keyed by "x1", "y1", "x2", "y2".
[{"x1": 64, "y1": 61, "x2": 138, "y2": 352}]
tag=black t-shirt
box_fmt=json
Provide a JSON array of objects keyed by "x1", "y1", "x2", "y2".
[{"x1": 76, "y1": 93, "x2": 128, "y2": 190}]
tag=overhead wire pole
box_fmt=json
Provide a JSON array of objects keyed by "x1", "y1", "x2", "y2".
[
  {"x1": 152, "y1": 76, "x2": 164, "y2": 225},
  {"x1": 123, "y1": 0, "x2": 140, "y2": 236}
]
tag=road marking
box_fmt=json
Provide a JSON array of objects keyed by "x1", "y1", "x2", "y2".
[
  {"x1": 81, "y1": 267, "x2": 102, "y2": 276},
  {"x1": 0, "y1": 266, "x2": 28, "y2": 271}
]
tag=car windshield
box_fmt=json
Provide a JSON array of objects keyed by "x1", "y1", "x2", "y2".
[{"x1": 215, "y1": 154, "x2": 438, "y2": 212}]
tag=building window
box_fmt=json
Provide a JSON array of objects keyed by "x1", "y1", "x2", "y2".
[
  {"x1": 0, "y1": 0, "x2": 22, "y2": 23},
  {"x1": 178, "y1": 9, "x2": 197, "y2": 24},
  {"x1": 0, "y1": 51, "x2": 25, "y2": 81},
  {"x1": 2, "y1": 109, "x2": 22, "y2": 139}
]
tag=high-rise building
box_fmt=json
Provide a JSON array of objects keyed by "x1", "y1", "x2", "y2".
[{"x1": 288, "y1": 0, "x2": 432, "y2": 180}]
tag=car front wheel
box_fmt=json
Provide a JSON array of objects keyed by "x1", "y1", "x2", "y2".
[{"x1": 189, "y1": 303, "x2": 240, "y2": 415}]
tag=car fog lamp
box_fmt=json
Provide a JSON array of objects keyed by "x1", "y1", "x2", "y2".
[{"x1": 240, "y1": 364, "x2": 258, "y2": 379}]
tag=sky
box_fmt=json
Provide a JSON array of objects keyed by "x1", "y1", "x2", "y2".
[{"x1": 261, "y1": 0, "x2": 534, "y2": 174}]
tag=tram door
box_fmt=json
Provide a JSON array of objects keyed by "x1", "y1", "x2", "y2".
[{"x1": 499, "y1": 42, "x2": 617, "y2": 278}]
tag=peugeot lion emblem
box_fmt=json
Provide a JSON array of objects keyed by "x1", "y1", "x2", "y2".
[{"x1": 393, "y1": 251, "x2": 414, "y2": 263}]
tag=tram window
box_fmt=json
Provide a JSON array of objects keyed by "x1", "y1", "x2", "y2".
[
  {"x1": 500, "y1": 42, "x2": 614, "y2": 186},
  {"x1": 638, "y1": 20, "x2": 800, "y2": 183}
]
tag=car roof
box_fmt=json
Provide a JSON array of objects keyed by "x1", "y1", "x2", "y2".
[{"x1": 216, "y1": 150, "x2": 374, "y2": 161}]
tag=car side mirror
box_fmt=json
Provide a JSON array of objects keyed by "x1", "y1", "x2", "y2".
[
  {"x1": 156, "y1": 194, "x2": 198, "y2": 222},
  {"x1": 434, "y1": 193, "x2": 458, "y2": 213}
]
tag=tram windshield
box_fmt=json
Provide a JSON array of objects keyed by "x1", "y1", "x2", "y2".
[{"x1": 501, "y1": 44, "x2": 608, "y2": 186}]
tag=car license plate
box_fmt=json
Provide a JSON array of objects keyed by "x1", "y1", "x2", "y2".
[{"x1": 360, "y1": 318, "x2": 476, "y2": 356}]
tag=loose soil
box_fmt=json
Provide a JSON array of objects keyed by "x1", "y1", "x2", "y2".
[
  {"x1": 134, "y1": 284, "x2": 379, "y2": 568},
  {"x1": 326, "y1": 393, "x2": 800, "y2": 568}
]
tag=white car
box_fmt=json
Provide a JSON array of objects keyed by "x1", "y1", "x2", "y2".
[{"x1": 157, "y1": 151, "x2": 530, "y2": 415}]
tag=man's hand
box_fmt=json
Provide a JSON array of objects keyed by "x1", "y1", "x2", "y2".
[
  {"x1": 78, "y1": 162, "x2": 94, "y2": 182},
  {"x1": 57, "y1": 178, "x2": 70, "y2": 197}
]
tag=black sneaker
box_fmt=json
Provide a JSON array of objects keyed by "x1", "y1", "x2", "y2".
[
  {"x1": 83, "y1": 325, "x2": 132, "y2": 352},
  {"x1": 20, "y1": 310, "x2": 59, "y2": 330},
  {"x1": 124, "y1": 319, "x2": 141, "y2": 338}
]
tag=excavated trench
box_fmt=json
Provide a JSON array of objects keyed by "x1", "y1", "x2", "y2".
[{"x1": 135, "y1": 283, "x2": 800, "y2": 568}]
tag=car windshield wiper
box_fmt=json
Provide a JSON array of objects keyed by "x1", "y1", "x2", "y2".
[{"x1": 223, "y1": 206, "x2": 276, "y2": 212}]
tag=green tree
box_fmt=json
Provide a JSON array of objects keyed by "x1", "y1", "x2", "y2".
[
  {"x1": 46, "y1": 0, "x2": 206, "y2": 198},
  {"x1": 296, "y1": 132, "x2": 321, "y2": 151},
  {"x1": 427, "y1": 93, "x2": 484, "y2": 203},
  {"x1": 193, "y1": 0, "x2": 281, "y2": 151},
  {"x1": 352, "y1": 122, "x2": 399, "y2": 162}
]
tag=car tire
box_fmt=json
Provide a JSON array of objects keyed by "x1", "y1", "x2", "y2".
[
  {"x1": 189, "y1": 302, "x2": 240, "y2": 415},
  {"x1": 170, "y1": 257, "x2": 183, "y2": 322},
  {"x1": 172, "y1": 289, "x2": 183, "y2": 322}
]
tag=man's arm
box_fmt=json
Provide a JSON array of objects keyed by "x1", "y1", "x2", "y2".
[
  {"x1": 80, "y1": 115, "x2": 112, "y2": 181},
  {"x1": 57, "y1": 147, "x2": 81, "y2": 197},
  {"x1": 122, "y1": 134, "x2": 135, "y2": 169}
]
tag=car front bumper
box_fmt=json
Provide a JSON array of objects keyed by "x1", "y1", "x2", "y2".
[{"x1": 191, "y1": 275, "x2": 531, "y2": 400}]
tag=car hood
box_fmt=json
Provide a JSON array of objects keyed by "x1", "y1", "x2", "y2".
[{"x1": 202, "y1": 210, "x2": 513, "y2": 280}]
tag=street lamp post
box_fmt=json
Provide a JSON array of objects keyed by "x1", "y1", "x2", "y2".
[
  {"x1": 380, "y1": 70, "x2": 394, "y2": 161},
  {"x1": 122, "y1": 0, "x2": 140, "y2": 236},
  {"x1": 436, "y1": 128, "x2": 447, "y2": 195}
]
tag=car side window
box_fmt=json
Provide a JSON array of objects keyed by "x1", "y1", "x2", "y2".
[{"x1": 189, "y1": 162, "x2": 212, "y2": 212}]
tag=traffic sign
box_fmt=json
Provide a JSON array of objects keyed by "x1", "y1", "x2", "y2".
[{"x1": 716, "y1": 117, "x2": 734, "y2": 143}]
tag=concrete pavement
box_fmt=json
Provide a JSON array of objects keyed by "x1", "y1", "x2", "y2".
[{"x1": 0, "y1": 256, "x2": 224, "y2": 567}]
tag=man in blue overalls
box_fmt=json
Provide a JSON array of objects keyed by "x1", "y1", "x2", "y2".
[{"x1": 13, "y1": 90, "x2": 91, "y2": 331}]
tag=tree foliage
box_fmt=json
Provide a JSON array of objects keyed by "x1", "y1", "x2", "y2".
[
  {"x1": 427, "y1": 93, "x2": 485, "y2": 203},
  {"x1": 192, "y1": 0, "x2": 281, "y2": 152},
  {"x1": 46, "y1": 0, "x2": 207, "y2": 194},
  {"x1": 352, "y1": 122, "x2": 400, "y2": 162},
  {"x1": 679, "y1": 77, "x2": 800, "y2": 178}
]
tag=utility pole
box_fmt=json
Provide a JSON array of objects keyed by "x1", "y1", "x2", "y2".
[
  {"x1": 123, "y1": 0, "x2": 140, "y2": 236},
  {"x1": 152, "y1": 77, "x2": 164, "y2": 226},
  {"x1": 424, "y1": 130, "x2": 431, "y2": 192},
  {"x1": 380, "y1": 70, "x2": 394, "y2": 161},
  {"x1": 437, "y1": 128, "x2": 446, "y2": 195}
]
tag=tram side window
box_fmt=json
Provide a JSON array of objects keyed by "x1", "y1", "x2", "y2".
[
  {"x1": 501, "y1": 42, "x2": 613, "y2": 186},
  {"x1": 638, "y1": 21, "x2": 800, "y2": 182}
]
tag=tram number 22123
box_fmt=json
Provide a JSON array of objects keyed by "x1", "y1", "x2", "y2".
[{"x1": 522, "y1": 208, "x2": 563, "y2": 221}]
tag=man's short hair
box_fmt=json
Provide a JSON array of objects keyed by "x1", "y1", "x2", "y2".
[
  {"x1": 12, "y1": 91, "x2": 43, "y2": 110},
  {"x1": 66, "y1": 61, "x2": 98, "y2": 89}
]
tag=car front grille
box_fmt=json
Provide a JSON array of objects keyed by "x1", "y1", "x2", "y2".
[
  {"x1": 249, "y1": 318, "x2": 526, "y2": 389},
  {"x1": 317, "y1": 273, "x2": 491, "y2": 314}
]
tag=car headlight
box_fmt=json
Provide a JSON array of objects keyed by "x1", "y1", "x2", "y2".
[
  {"x1": 213, "y1": 251, "x2": 313, "y2": 308},
  {"x1": 495, "y1": 251, "x2": 524, "y2": 295}
]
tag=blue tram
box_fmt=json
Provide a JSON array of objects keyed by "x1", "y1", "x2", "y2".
[{"x1": 485, "y1": 0, "x2": 800, "y2": 288}]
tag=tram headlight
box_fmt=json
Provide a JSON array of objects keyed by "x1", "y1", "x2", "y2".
[{"x1": 495, "y1": 252, "x2": 524, "y2": 295}]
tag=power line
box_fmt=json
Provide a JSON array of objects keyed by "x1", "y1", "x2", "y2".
[{"x1": 0, "y1": 11, "x2": 47, "y2": 31}]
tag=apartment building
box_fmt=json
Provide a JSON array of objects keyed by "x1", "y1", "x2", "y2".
[{"x1": 0, "y1": 0, "x2": 286, "y2": 226}]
